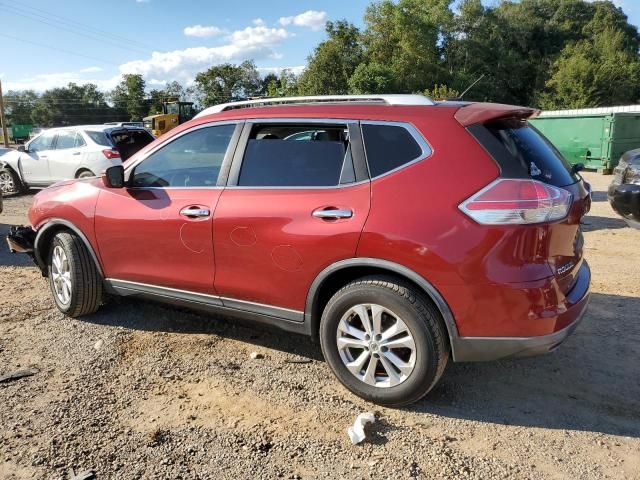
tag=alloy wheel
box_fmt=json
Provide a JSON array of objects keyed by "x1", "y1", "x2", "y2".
[
  {"x1": 51, "y1": 245, "x2": 72, "y2": 305},
  {"x1": 336, "y1": 303, "x2": 416, "y2": 388},
  {"x1": 0, "y1": 171, "x2": 15, "y2": 194}
]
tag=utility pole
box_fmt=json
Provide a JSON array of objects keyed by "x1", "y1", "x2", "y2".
[{"x1": 0, "y1": 80, "x2": 9, "y2": 147}]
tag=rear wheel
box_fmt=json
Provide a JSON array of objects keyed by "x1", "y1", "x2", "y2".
[
  {"x1": 0, "y1": 168, "x2": 23, "y2": 195},
  {"x1": 77, "y1": 169, "x2": 95, "y2": 179},
  {"x1": 320, "y1": 276, "x2": 449, "y2": 406},
  {"x1": 48, "y1": 232, "x2": 103, "y2": 317}
]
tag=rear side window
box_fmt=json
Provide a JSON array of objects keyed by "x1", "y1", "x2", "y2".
[
  {"x1": 484, "y1": 120, "x2": 579, "y2": 187},
  {"x1": 362, "y1": 123, "x2": 426, "y2": 177},
  {"x1": 132, "y1": 124, "x2": 235, "y2": 188},
  {"x1": 238, "y1": 124, "x2": 352, "y2": 187},
  {"x1": 85, "y1": 131, "x2": 112, "y2": 147}
]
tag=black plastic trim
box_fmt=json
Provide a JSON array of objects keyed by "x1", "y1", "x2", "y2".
[
  {"x1": 304, "y1": 258, "x2": 460, "y2": 350},
  {"x1": 33, "y1": 219, "x2": 105, "y2": 277},
  {"x1": 466, "y1": 124, "x2": 525, "y2": 179}
]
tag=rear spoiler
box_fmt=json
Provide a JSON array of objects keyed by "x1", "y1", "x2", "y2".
[{"x1": 454, "y1": 103, "x2": 540, "y2": 127}]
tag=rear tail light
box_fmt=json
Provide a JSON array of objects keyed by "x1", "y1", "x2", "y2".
[
  {"x1": 459, "y1": 178, "x2": 572, "y2": 225},
  {"x1": 102, "y1": 149, "x2": 121, "y2": 159}
]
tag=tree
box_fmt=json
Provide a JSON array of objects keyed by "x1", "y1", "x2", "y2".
[
  {"x1": 192, "y1": 60, "x2": 261, "y2": 107},
  {"x1": 424, "y1": 84, "x2": 460, "y2": 101},
  {"x1": 110, "y1": 74, "x2": 148, "y2": 121},
  {"x1": 4, "y1": 90, "x2": 38, "y2": 125},
  {"x1": 538, "y1": 28, "x2": 640, "y2": 109},
  {"x1": 362, "y1": 0, "x2": 454, "y2": 93},
  {"x1": 262, "y1": 69, "x2": 299, "y2": 97},
  {"x1": 297, "y1": 21, "x2": 363, "y2": 95},
  {"x1": 29, "y1": 83, "x2": 113, "y2": 127},
  {"x1": 348, "y1": 62, "x2": 395, "y2": 94}
]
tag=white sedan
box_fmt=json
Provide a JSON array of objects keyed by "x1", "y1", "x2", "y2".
[{"x1": 0, "y1": 125, "x2": 154, "y2": 195}]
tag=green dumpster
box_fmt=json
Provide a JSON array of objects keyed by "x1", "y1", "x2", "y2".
[
  {"x1": 10, "y1": 124, "x2": 33, "y2": 143},
  {"x1": 530, "y1": 112, "x2": 640, "y2": 172}
]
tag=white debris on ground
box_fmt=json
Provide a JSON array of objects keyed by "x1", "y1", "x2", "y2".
[{"x1": 347, "y1": 411, "x2": 376, "y2": 445}]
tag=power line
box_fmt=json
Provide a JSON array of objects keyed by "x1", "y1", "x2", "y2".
[
  {"x1": 0, "y1": 32, "x2": 119, "y2": 66},
  {"x1": 0, "y1": 4, "x2": 150, "y2": 55},
  {"x1": 1, "y1": 1, "x2": 156, "y2": 51}
]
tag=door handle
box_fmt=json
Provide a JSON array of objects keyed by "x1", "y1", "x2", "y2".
[
  {"x1": 180, "y1": 207, "x2": 210, "y2": 218},
  {"x1": 72, "y1": 152, "x2": 81, "y2": 155},
  {"x1": 312, "y1": 208, "x2": 353, "y2": 220}
]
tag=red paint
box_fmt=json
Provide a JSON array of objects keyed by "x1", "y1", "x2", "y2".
[{"x1": 27, "y1": 101, "x2": 590, "y2": 340}]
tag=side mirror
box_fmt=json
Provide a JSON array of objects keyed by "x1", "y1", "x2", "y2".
[
  {"x1": 102, "y1": 165, "x2": 125, "y2": 188},
  {"x1": 17, "y1": 145, "x2": 26, "y2": 153}
]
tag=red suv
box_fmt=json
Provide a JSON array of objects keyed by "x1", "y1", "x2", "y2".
[{"x1": 8, "y1": 95, "x2": 591, "y2": 406}]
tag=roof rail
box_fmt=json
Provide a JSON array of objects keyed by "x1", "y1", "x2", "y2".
[{"x1": 194, "y1": 94, "x2": 435, "y2": 118}]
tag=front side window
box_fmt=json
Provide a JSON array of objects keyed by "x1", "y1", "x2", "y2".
[
  {"x1": 131, "y1": 124, "x2": 236, "y2": 188},
  {"x1": 362, "y1": 123, "x2": 426, "y2": 177},
  {"x1": 238, "y1": 123, "x2": 353, "y2": 187},
  {"x1": 29, "y1": 131, "x2": 56, "y2": 152}
]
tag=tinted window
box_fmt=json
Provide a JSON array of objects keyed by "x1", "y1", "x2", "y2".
[
  {"x1": 74, "y1": 133, "x2": 86, "y2": 148},
  {"x1": 132, "y1": 124, "x2": 235, "y2": 188},
  {"x1": 110, "y1": 129, "x2": 154, "y2": 160},
  {"x1": 362, "y1": 124, "x2": 424, "y2": 177},
  {"x1": 486, "y1": 121, "x2": 579, "y2": 187},
  {"x1": 238, "y1": 124, "x2": 351, "y2": 187},
  {"x1": 29, "y1": 131, "x2": 56, "y2": 152},
  {"x1": 55, "y1": 131, "x2": 77, "y2": 150},
  {"x1": 85, "y1": 131, "x2": 112, "y2": 147}
]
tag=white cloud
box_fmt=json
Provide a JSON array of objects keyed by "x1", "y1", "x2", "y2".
[
  {"x1": 257, "y1": 65, "x2": 306, "y2": 77},
  {"x1": 79, "y1": 66, "x2": 103, "y2": 73},
  {"x1": 3, "y1": 70, "x2": 121, "y2": 92},
  {"x1": 136, "y1": 0, "x2": 150, "y2": 3},
  {"x1": 279, "y1": 10, "x2": 327, "y2": 31},
  {"x1": 119, "y1": 24, "x2": 291, "y2": 86},
  {"x1": 183, "y1": 25, "x2": 226, "y2": 38}
]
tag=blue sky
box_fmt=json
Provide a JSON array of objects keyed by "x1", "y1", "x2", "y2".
[{"x1": 1, "y1": 0, "x2": 639, "y2": 93}]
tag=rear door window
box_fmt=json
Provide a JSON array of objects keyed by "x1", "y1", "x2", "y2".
[
  {"x1": 361, "y1": 123, "x2": 428, "y2": 177},
  {"x1": 238, "y1": 124, "x2": 353, "y2": 187},
  {"x1": 55, "y1": 131, "x2": 79, "y2": 150},
  {"x1": 484, "y1": 120, "x2": 579, "y2": 187}
]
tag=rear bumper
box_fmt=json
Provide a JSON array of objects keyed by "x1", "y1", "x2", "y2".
[{"x1": 452, "y1": 261, "x2": 591, "y2": 362}]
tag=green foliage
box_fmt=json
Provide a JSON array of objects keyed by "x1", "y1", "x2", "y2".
[
  {"x1": 348, "y1": 63, "x2": 395, "y2": 94},
  {"x1": 263, "y1": 69, "x2": 299, "y2": 97},
  {"x1": 297, "y1": 21, "x2": 363, "y2": 95},
  {"x1": 110, "y1": 74, "x2": 147, "y2": 121},
  {"x1": 424, "y1": 84, "x2": 461, "y2": 101},
  {"x1": 193, "y1": 60, "x2": 261, "y2": 107}
]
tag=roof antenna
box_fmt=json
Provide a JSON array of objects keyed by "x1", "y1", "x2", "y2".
[{"x1": 459, "y1": 74, "x2": 486, "y2": 99}]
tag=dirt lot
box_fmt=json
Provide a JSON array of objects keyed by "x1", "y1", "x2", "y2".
[{"x1": 0, "y1": 171, "x2": 638, "y2": 480}]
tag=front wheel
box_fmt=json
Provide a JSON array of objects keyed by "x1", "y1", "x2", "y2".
[
  {"x1": 48, "y1": 232, "x2": 103, "y2": 317},
  {"x1": 0, "y1": 168, "x2": 23, "y2": 195},
  {"x1": 320, "y1": 276, "x2": 449, "y2": 407}
]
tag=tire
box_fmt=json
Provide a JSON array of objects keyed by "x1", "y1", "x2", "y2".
[
  {"x1": 0, "y1": 168, "x2": 24, "y2": 195},
  {"x1": 77, "y1": 169, "x2": 95, "y2": 179},
  {"x1": 48, "y1": 231, "x2": 103, "y2": 317},
  {"x1": 319, "y1": 276, "x2": 449, "y2": 407}
]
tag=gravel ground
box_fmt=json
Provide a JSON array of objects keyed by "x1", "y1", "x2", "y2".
[{"x1": 0, "y1": 171, "x2": 638, "y2": 480}]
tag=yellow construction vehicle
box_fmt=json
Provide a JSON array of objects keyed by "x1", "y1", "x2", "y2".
[{"x1": 143, "y1": 100, "x2": 195, "y2": 137}]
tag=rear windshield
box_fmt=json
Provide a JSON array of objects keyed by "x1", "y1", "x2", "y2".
[{"x1": 485, "y1": 119, "x2": 578, "y2": 187}]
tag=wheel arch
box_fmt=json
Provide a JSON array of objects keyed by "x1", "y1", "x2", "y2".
[
  {"x1": 34, "y1": 219, "x2": 104, "y2": 278},
  {"x1": 75, "y1": 167, "x2": 95, "y2": 178},
  {"x1": 305, "y1": 258, "x2": 460, "y2": 353}
]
